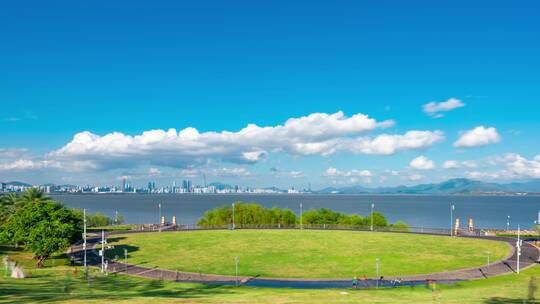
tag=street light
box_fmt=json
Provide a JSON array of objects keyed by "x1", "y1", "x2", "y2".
[
  {"x1": 376, "y1": 257, "x2": 380, "y2": 288},
  {"x1": 101, "y1": 230, "x2": 105, "y2": 273},
  {"x1": 124, "y1": 248, "x2": 128, "y2": 273},
  {"x1": 506, "y1": 215, "x2": 510, "y2": 231},
  {"x1": 232, "y1": 202, "x2": 235, "y2": 230},
  {"x1": 235, "y1": 256, "x2": 239, "y2": 287},
  {"x1": 517, "y1": 225, "x2": 522, "y2": 274},
  {"x1": 486, "y1": 251, "x2": 490, "y2": 275},
  {"x1": 450, "y1": 204, "x2": 455, "y2": 236},
  {"x1": 83, "y1": 208, "x2": 87, "y2": 277},
  {"x1": 370, "y1": 203, "x2": 375, "y2": 231},
  {"x1": 158, "y1": 203, "x2": 162, "y2": 232}
]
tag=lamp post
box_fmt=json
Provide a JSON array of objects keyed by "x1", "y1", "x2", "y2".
[
  {"x1": 101, "y1": 230, "x2": 105, "y2": 273},
  {"x1": 158, "y1": 203, "x2": 162, "y2": 232},
  {"x1": 370, "y1": 203, "x2": 375, "y2": 231},
  {"x1": 232, "y1": 202, "x2": 235, "y2": 230},
  {"x1": 235, "y1": 256, "x2": 239, "y2": 287},
  {"x1": 376, "y1": 257, "x2": 380, "y2": 288},
  {"x1": 487, "y1": 251, "x2": 490, "y2": 275},
  {"x1": 450, "y1": 204, "x2": 455, "y2": 236},
  {"x1": 506, "y1": 215, "x2": 510, "y2": 231},
  {"x1": 83, "y1": 208, "x2": 87, "y2": 277},
  {"x1": 124, "y1": 248, "x2": 128, "y2": 273},
  {"x1": 517, "y1": 225, "x2": 522, "y2": 274}
]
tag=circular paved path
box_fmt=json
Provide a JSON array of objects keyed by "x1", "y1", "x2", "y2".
[{"x1": 69, "y1": 228, "x2": 539, "y2": 289}]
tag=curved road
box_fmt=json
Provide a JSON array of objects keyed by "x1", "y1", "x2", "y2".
[{"x1": 69, "y1": 229, "x2": 539, "y2": 289}]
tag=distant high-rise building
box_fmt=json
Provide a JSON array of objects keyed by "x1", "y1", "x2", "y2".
[
  {"x1": 182, "y1": 180, "x2": 192, "y2": 192},
  {"x1": 122, "y1": 178, "x2": 127, "y2": 192},
  {"x1": 148, "y1": 181, "x2": 156, "y2": 192}
]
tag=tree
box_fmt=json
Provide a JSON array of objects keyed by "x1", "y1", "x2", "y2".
[
  {"x1": 0, "y1": 193, "x2": 20, "y2": 223},
  {"x1": 1, "y1": 200, "x2": 82, "y2": 267},
  {"x1": 197, "y1": 202, "x2": 297, "y2": 227},
  {"x1": 365, "y1": 211, "x2": 388, "y2": 227},
  {"x1": 20, "y1": 188, "x2": 52, "y2": 204}
]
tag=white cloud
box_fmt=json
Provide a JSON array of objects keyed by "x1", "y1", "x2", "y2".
[
  {"x1": 454, "y1": 126, "x2": 501, "y2": 148},
  {"x1": 346, "y1": 131, "x2": 444, "y2": 155},
  {"x1": 0, "y1": 159, "x2": 96, "y2": 172},
  {"x1": 464, "y1": 171, "x2": 501, "y2": 180},
  {"x1": 408, "y1": 174, "x2": 424, "y2": 181},
  {"x1": 442, "y1": 160, "x2": 478, "y2": 169},
  {"x1": 30, "y1": 112, "x2": 442, "y2": 172},
  {"x1": 148, "y1": 167, "x2": 162, "y2": 176},
  {"x1": 0, "y1": 148, "x2": 28, "y2": 159},
  {"x1": 409, "y1": 155, "x2": 435, "y2": 170},
  {"x1": 324, "y1": 167, "x2": 373, "y2": 177},
  {"x1": 423, "y1": 98, "x2": 465, "y2": 118},
  {"x1": 180, "y1": 167, "x2": 251, "y2": 178},
  {"x1": 287, "y1": 170, "x2": 304, "y2": 178},
  {"x1": 464, "y1": 153, "x2": 540, "y2": 180},
  {"x1": 442, "y1": 160, "x2": 459, "y2": 169},
  {"x1": 270, "y1": 167, "x2": 304, "y2": 178},
  {"x1": 212, "y1": 167, "x2": 252, "y2": 177},
  {"x1": 502, "y1": 153, "x2": 540, "y2": 179}
]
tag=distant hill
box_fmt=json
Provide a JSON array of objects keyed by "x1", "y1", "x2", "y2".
[
  {"x1": 2, "y1": 181, "x2": 32, "y2": 187},
  {"x1": 315, "y1": 178, "x2": 540, "y2": 195}
]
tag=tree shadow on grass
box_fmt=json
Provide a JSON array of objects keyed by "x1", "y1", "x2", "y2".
[
  {"x1": 0, "y1": 271, "x2": 238, "y2": 303},
  {"x1": 484, "y1": 298, "x2": 538, "y2": 303},
  {"x1": 106, "y1": 236, "x2": 127, "y2": 243}
]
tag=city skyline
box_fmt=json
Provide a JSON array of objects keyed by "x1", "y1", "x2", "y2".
[{"x1": 1, "y1": 1, "x2": 539, "y2": 188}]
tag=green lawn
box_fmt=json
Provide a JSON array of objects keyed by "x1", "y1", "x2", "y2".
[
  {"x1": 0, "y1": 244, "x2": 538, "y2": 304},
  {"x1": 106, "y1": 230, "x2": 510, "y2": 278}
]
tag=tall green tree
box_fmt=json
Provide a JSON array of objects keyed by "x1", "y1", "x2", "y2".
[
  {"x1": 1, "y1": 200, "x2": 82, "y2": 267},
  {"x1": 0, "y1": 193, "x2": 20, "y2": 223},
  {"x1": 20, "y1": 188, "x2": 52, "y2": 204}
]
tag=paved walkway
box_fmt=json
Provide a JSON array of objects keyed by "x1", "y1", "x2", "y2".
[{"x1": 69, "y1": 229, "x2": 539, "y2": 289}]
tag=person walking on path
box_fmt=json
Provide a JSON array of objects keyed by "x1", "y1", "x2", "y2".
[
  {"x1": 352, "y1": 276, "x2": 358, "y2": 289},
  {"x1": 360, "y1": 275, "x2": 368, "y2": 288}
]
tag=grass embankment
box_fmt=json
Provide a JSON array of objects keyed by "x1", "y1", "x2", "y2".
[
  {"x1": 0, "y1": 244, "x2": 538, "y2": 303},
  {"x1": 106, "y1": 230, "x2": 509, "y2": 278}
]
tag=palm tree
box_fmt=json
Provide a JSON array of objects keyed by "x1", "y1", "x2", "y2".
[
  {"x1": 0, "y1": 193, "x2": 20, "y2": 223},
  {"x1": 20, "y1": 188, "x2": 52, "y2": 205}
]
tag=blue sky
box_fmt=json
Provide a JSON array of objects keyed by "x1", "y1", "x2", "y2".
[{"x1": 1, "y1": 1, "x2": 539, "y2": 188}]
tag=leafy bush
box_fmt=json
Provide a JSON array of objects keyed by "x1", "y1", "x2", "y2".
[
  {"x1": 197, "y1": 202, "x2": 296, "y2": 227},
  {"x1": 198, "y1": 202, "x2": 397, "y2": 228}
]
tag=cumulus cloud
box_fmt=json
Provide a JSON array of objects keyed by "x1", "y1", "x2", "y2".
[
  {"x1": 0, "y1": 148, "x2": 28, "y2": 159},
  {"x1": 408, "y1": 174, "x2": 424, "y2": 181},
  {"x1": 324, "y1": 167, "x2": 373, "y2": 177},
  {"x1": 409, "y1": 156, "x2": 435, "y2": 170},
  {"x1": 346, "y1": 131, "x2": 444, "y2": 155},
  {"x1": 148, "y1": 167, "x2": 162, "y2": 176},
  {"x1": 442, "y1": 160, "x2": 478, "y2": 169},
  {"x1": 464, "y1": 153, "x2": 540, "y2": 180},
  {"x1": 454, "y1": 126, "x2": 501, "y2": 148},
  {"x1": 423, "y1": 98, "x2": 465, "y2": 118},
  {"x1": 33, "y1": 112, "x2": 441, "y2": 171},
  {"x1": 179, "y1": 167, "x2": 251, "y2": 178},
  {"x1": 0, "y1": 159, "x2": 96, "y2": 172},
  {"x1": 270, "y1": 167, "x2": 304, "y2": 178}
]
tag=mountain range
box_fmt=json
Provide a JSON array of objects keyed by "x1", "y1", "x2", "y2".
[
  {"x1": 317, "y1": 178, "x2": 540, "y2": 195},
  {"x1": 3, "y1": 178, "x2": 540, "y2": 195}
]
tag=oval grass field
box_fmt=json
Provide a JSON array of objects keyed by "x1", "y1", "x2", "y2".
[{"x1": 107, "y1": 230, "x2": 511, "y2": 279}]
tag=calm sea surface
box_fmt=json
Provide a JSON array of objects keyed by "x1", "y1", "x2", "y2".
[{"x1": 51, "y1": 194, "x2": 540, "y2": 229}]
